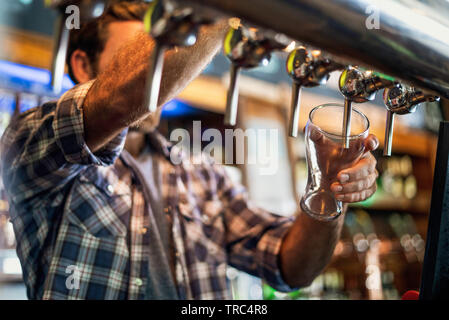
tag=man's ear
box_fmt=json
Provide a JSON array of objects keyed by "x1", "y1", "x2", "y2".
[{"x1": 69, "y1": 49, "x2": 95, "y2": 84}]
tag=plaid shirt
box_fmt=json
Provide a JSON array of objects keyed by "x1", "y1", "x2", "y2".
[{"x1": 0, "y1": 81, "x2": 296, "y2": 300}]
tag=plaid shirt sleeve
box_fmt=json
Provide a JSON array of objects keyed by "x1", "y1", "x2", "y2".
[
  {"x1": 1, "y1": 80, "x2": 127, "y2": 206},
  {"x1": 212, "y1": 163, "x2": 299, "y2": 293}
]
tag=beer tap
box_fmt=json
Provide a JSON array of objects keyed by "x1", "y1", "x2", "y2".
[
  {"x1": 285, "y1": 46, "x2": 343, "y2": 137},
  {"x1": 223, "y1": 25, "x2": 288, "y2": 126},
  {"x1": 143, "y1": 0, "x2": 215, "y2": 113},
  {"x1": 338, "y1": 66, "x2": 396, "y2": 148},
  {"x1": 46, "y1": 0, "x2": 107, "y2": 94},
  {"x1": 383, "y1": 84, "x2": 439, "y2": 156}
]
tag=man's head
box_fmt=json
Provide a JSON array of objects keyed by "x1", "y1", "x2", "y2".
[
  {"x1": 67, "y1": 1, "x2": 147, "y2": 84},
  {"x1": 67, "y1": 1, "x2": 161, "y2": 132}
]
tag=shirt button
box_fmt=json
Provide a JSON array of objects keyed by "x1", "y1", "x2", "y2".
[
  {"x1": 107, "y1": 185, "x2": 114, "y2": 194},
  {"x1": 134, "y1": 278, "x2": 143, "y2": 286}
]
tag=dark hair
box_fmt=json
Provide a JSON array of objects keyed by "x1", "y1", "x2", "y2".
[{"x1": 66, "y1": 1, "x2": 148, "y2": 84}]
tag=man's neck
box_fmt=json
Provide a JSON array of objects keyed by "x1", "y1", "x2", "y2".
[{"x1": 124, "y1": 131, "x2": 146, "y2": 158}]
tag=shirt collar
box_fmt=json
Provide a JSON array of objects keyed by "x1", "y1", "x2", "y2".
[{"x1": 144, "y1": 131, "x2": 172, "y2": 159}]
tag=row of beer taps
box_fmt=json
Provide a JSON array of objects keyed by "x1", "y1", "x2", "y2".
[
  {"x1": 47, "y1": 0, "x2": 440, "y2": 157},
  {"x1": 285, "y1": 50, "x2": 439, "y2": 155},
  {"x1": 139, "y1": 0, "x2": 441, "y2": 157}
]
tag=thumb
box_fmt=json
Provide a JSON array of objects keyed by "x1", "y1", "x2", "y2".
[
  {"x1": 308, "y1": 124, "x2": 324, "y2": 143},
  {"x1": 364, "y1": 134, "x2": 379, "y2": 153}
]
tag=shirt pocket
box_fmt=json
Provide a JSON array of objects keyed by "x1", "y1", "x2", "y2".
[
  {"x1": 177, "y1": 196, "x2": 226, "y2": 265},
  {"x1": 66, "y1": 167, "x2": 132, "y2": 238}
]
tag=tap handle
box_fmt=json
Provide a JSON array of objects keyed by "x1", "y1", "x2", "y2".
[
  {"x1": 286, "y1": 47, "x2": 310, "y2": 83},
  {"x1": 48, "y1": 0, "x2": 107, "y2": 94},
  {"x1": 383, "y1": 110, "x2": 395, "y2": 156},
  {"x1": 339, "y1": 66, "x2": 375, "y2": 102},
  {"x1": 287, "y1": 46, "x2": 342, "y2": 86},
  {"x1": 144, "y1": 43, "x2": 166, "y2": 113},
  {"x1": 286, "y1": 47, "x2": 308, "y2": 137},
  {"x1": 383, "y1": 84, "x2": 439, "y2": 114},
  {"x1": 223, "y1": 26, "x2": 272, "y2": 68},
  {"x1": 338, "y1": 68, "x2": 361, "y2": 149},
  {"x1": 50, "y1": 15, "x2": 70, "y2": 94},
  {"x1": 382, "y1": 84, "x2": 408, "y2": 157},
  {"x1": 286, "y1": 47, "x2": 343, "y2": 137},
  {"x1": 223, "y1": 26, "x2": 277, "y2": 126},
  {"x1": 342, "y1": 98, "x2": 352, "y2": 149},
  {"x1": 339, "y1": 66, "x2": 397, "y2": 103},
  {"x1": 288, "y1": 82, "x2": 302, "y2": 137},
  {"x1": 224, "y1": 64, "x2": 241, "y2": 126},
  {"x1": 143, "y1": 0, "x2": 203, "y2": 112},
  {"x1": 382, "y1": 84, "x2": 439, "y2": 156},
  {"x1": 383, "y1": 84, "x2": 409, "y2": 112},
  {"x1": 339, "y1": 66, "x2": 396, "y2": 150}
]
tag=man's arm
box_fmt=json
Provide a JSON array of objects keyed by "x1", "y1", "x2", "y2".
[
  {"x1": 279, "y1": 137, "x2": 379, "y2": 288},
  {"x1": 208, "y1": 135, "x2": 378, "y2": 291},
  {"x1": 83, "y1": 21, "x2": 228, "y2": 152},
  {"x1": 279, "y1": 209, "x2": 345, "y2": 288}
]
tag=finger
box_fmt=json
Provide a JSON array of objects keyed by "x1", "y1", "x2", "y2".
[
  {"x1": 364, "y1": 134, "x2": 379, "y2": 153},
  {"x1": 331, "y1": 172, "x2": 377, "y2": 194},
  {"x1": 335, "y1": 183, "x2": 377, "y2": 203},
  {"x1": 332, "y1": 169, "x2": 378, "y2": 193},
  {"x1": 337, "y1": 153, "x2": 377, "y2": 183},
  {"x1": 308, "y1": 125, "x2": 324, "y2": 143}
]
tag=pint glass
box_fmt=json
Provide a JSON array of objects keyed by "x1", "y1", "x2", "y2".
[{"x1": 300, "y1": 103, "x2": 369, "y2": 221}]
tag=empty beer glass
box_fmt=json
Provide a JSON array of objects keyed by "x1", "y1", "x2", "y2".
[{"x1": 301, "y1": 103, "x2": 369, "y2": 221}]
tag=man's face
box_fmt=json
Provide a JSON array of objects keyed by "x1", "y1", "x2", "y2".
[{"x1": 95, "y1": 20, "x2": 162, "y2": 133}]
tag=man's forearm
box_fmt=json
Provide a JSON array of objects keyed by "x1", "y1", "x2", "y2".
[
  {"x1": 83, "y1": 21, "x2": 228, "y2": 152},
  {"x1": 279, "y1": 210, "x2": 345, "y2": 288}
]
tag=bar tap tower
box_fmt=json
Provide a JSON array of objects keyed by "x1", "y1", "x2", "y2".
[
  {"x1": 142, "y1": 0, "x2": 217, "y2": 113},
  {"x1": 383, "y1": 84, "x2": 440, "y2": 156},
  {"x1": 223, "y1": 25, "x2": 289, "y2": 126},
  {"x1": 338, "y1": 67, "x2": 396, "y2": 148},
  {"x1": 285, "y1": 46, "x2": 343, "y2": 137}
]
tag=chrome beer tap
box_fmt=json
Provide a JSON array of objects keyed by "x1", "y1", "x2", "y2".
[
  {"x1": 143, "y1": 0, "x2": 216, "y2": 113},
  {"x1": 339, "y1": 66, "x2": 396, "y2": 148},
  {"x1": 383, "y1": 84, "x2": 440, "y2": 156},
  {"x1": 286, "y1": 47, "x2": 343, "y2": 137},
  {"x1": 46, "y1": 0, "x2": 107, "y2": 94},
  {"x1": 223, "y1": 25, "x2": 289, "y2": 126}
]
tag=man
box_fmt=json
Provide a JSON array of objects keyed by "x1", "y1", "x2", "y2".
[{"x1": 0, "y1": 2, "x2": 378, "y2": 299}]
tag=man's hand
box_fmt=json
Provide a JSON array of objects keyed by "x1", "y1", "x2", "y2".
[
  {"x1": 279, "y1": 133, "x2": 379, "y2": 288},
  {"x1": 306, "y1": 123, "x2": 379, "y2": 203},
  {"x1": 330, "y1": 134, "x2": 379, "y2": 203}
]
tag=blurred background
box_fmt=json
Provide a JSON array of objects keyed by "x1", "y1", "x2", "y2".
[{"x1": 0, "y1": 0, "x2": 448, "y2": 300}]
